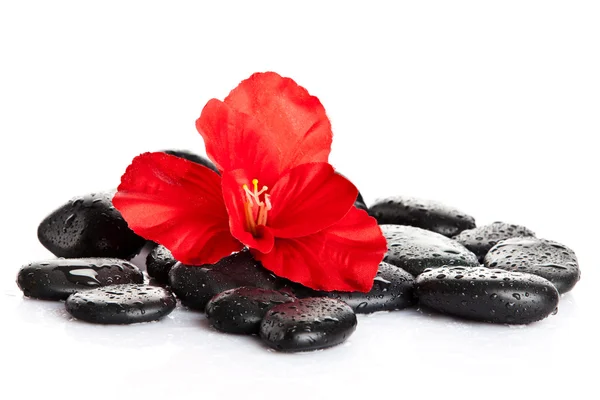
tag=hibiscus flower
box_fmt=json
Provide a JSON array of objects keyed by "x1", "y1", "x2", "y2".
[{"x1": 113, "y1": 72, "x2": 386, "y2": 292}]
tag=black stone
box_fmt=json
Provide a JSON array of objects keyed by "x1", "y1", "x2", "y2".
[
  {"x1": 484, "y1": 237, "x2": 580, "y2": 294},
  {"x1": 37, "y1": 192, "x2": 146, "y2": 259},
  {"x1": 260, "y1": 298, "x2": 357, "y2": 352},
  {"x1": 163, "y1": 149, "x2": 219, "y2": 173},
  {"x1": 356, "y1": 191, "x2": 366, "y2": 206},
  {"x1": 16, "y1": 258, "x2": 144, "y2": 300},
  {"x1": 336, "y1": 172, "x2": 367, "y2": 211},
  {"x1": 415, "y1": 266, "x2": 560, "y2": 324},
  {"x1": 169, "y1": 250, "x2": 278, "y2": 311},
  {"x1": 382, "y1": 225, "x2": 479, "y2": 276},
  {"x1": 453, "y1": 222, "x2": 536, "y2": 262},
  {"x1": 65, "y1": 284, "x2": 176, "y2": 324},
  {"x1": 369, "y1": 196, "x2": 476, "y2": 237},
  {"x1": 205, "y1": 287, "x2": 296, "y2": 334},
  {"x1": 355, "y1": 192, "x2": 368, "y2": 211},
  {"x1": 146, "y1": 245, "x2": 178, "y2": 284},
  {"x1": 324, "y1": 262, "x2": 415, "y2": 313},
  {"x1": 275, "y1": 277, "x2": 325, "y2": 299}
]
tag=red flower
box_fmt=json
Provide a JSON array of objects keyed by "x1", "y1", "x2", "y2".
[{"x1": 113, "y1": 72, "x2": 387, "y2": 292}]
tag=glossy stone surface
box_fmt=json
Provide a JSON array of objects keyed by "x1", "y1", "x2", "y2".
[
  {"x1": 355, "y1": 191, "x2": 368, "y2": 211},
  {"x1": 324, "y1": 262, "x2": 415, "y2": 313},
  {"x1": 484, "y1": 237, "x2": 580, "y2": 293},
  {"x1": 369, "y1": 196, "x2": 476, "y2": 237},
  {"x1": 37, "y1": 192, "x2": 146, "y2": 259},
  {"x1": 16, "y1": 258, "x2": 143, "y2": 300},
  {"x1": 415, "y1": 266, "x2": 560, "y2": 324},
  {"x1": 146, "y1": 245, "x2": 178, "y2": 284},
  {"x1": 65, "y1": 284, "x2": 176, "y2": 324},
  {"x1": 163, "y1": 149, "x2": 219, "y2": 173},
  {"x1": 169, "y1": 250, "x2": 278, "y2": 310},
  {"x1": 275, "y1": 277, "x2": 324, "y2": 299},
  {"x1": 205, "y1": 287, "x2": 296, "y2": 334},
  {"x1": 260, "y1": 298, "x2": 357, "y2": 352},
  {"x1": 336, "y1": 172, "x2": 367, "y2": 211},
  {"x1": 453, "y1": 222, "x2": 535, "y2": 262},
  {"x1": 382, "y1": 225, "x2": 479, "y2": 276}
]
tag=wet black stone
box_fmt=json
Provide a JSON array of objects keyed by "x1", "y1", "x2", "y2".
[
  {"x1": 336, "y1": 172, "x2": 367, "y2": 211},
  {"x1": 369, "y1": 196, "x2": 476, "y2": 237},
  {"x1": 415, "y1": 266, "x2": 560, "y2": 324},
  {"x1": 453, "y1": 222, "x2": 536, "y2": 262},
  {"x1": 163, "y1": 149, "x2": 219, "y2": 173},
  {"x1": 205, "y1": 287, "x2": 296, "y2": 334},
  {"x1": 382, "y1": 225, "x2": 479, "y2": 276},
  {"x1": 65, "y1": 284, "x2": 176, "y2": 324},
  {"x1": 484, "y1": 238, "x2": 580, "y2": 294},
  {"x1": 168, "y1": 250, "x2": 278, "y2": 311},
  {"x1": 275, "y1": 278, "x2": 325, "y2": 299},
  {"x1": 37, "y1": 192, "x2": 146, "y2": 259},
  {"x1": 146, "y1": 245, "x2": 178, "y2": 284},
  {"x1": 355, "y1": 192, "x2": 368, "y2": 211},
  {"x1": 16, "y1": 258, "x2": 144, "y2": 300},
  {"x1": 260, "y1": 298, "x2": 357, "y2": 352},
  {"x1": 356, "y1": 192, "x2": 366, "y2": 206},
  {"x1": 324, "y1": 262, "x2": 415, "y2": 313}
]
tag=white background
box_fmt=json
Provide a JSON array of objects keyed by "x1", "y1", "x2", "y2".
[{"x1": 1, "y1": 1, "x2": 599, "y2": 399}]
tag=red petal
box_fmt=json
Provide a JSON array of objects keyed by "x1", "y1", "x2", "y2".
[
  {"x1": 195, "y1": 99, "x2": 281, "y2": 187},
  {"x1": 224, "y1": 72, "x2": 333, "y2": 171},
  {"x1": 220, "y1": 169, "x2": 275, "y2": 253},
  {"x1": 253, "y1": 207, "x2": 387, "y2": 292},
  {"x1": 268, "y1": 163, "x2": 357, "y2": 238},
  {"x1": 113, "y1": 152, "x2": 242, "y2": 265}
]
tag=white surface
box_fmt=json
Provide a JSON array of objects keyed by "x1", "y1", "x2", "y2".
[{"x1": 1, "y1": 1, "x2": 599, "y2": 399}]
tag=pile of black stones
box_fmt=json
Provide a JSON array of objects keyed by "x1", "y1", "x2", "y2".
[{"x1": 16, "y1": 150, "x2": 581, "y2": 352}]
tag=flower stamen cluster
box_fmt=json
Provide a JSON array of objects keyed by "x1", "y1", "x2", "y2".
[{"x1": 242, "y1": 179, "x2": 271, "y2": 235}]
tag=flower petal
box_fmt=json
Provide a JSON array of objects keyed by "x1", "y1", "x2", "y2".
[
  {"x1": 220, "y1": 169, "x2": 275, "y2": 253},
  {"x1": 253, "y1": 207, "x2": 387, "y2": 292},
  {"x1": 113, "y1": 152, "x2": 242, "y2": 265},
  {"x1": 195, "y1": 99, "x2": 281, "y2": 187},
  {"x1": 224, "y1": 72, "x2": 333, "y2": 171},
  {"x1": 268, "y1": 163, "x2": 357, "y2": 238}
]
